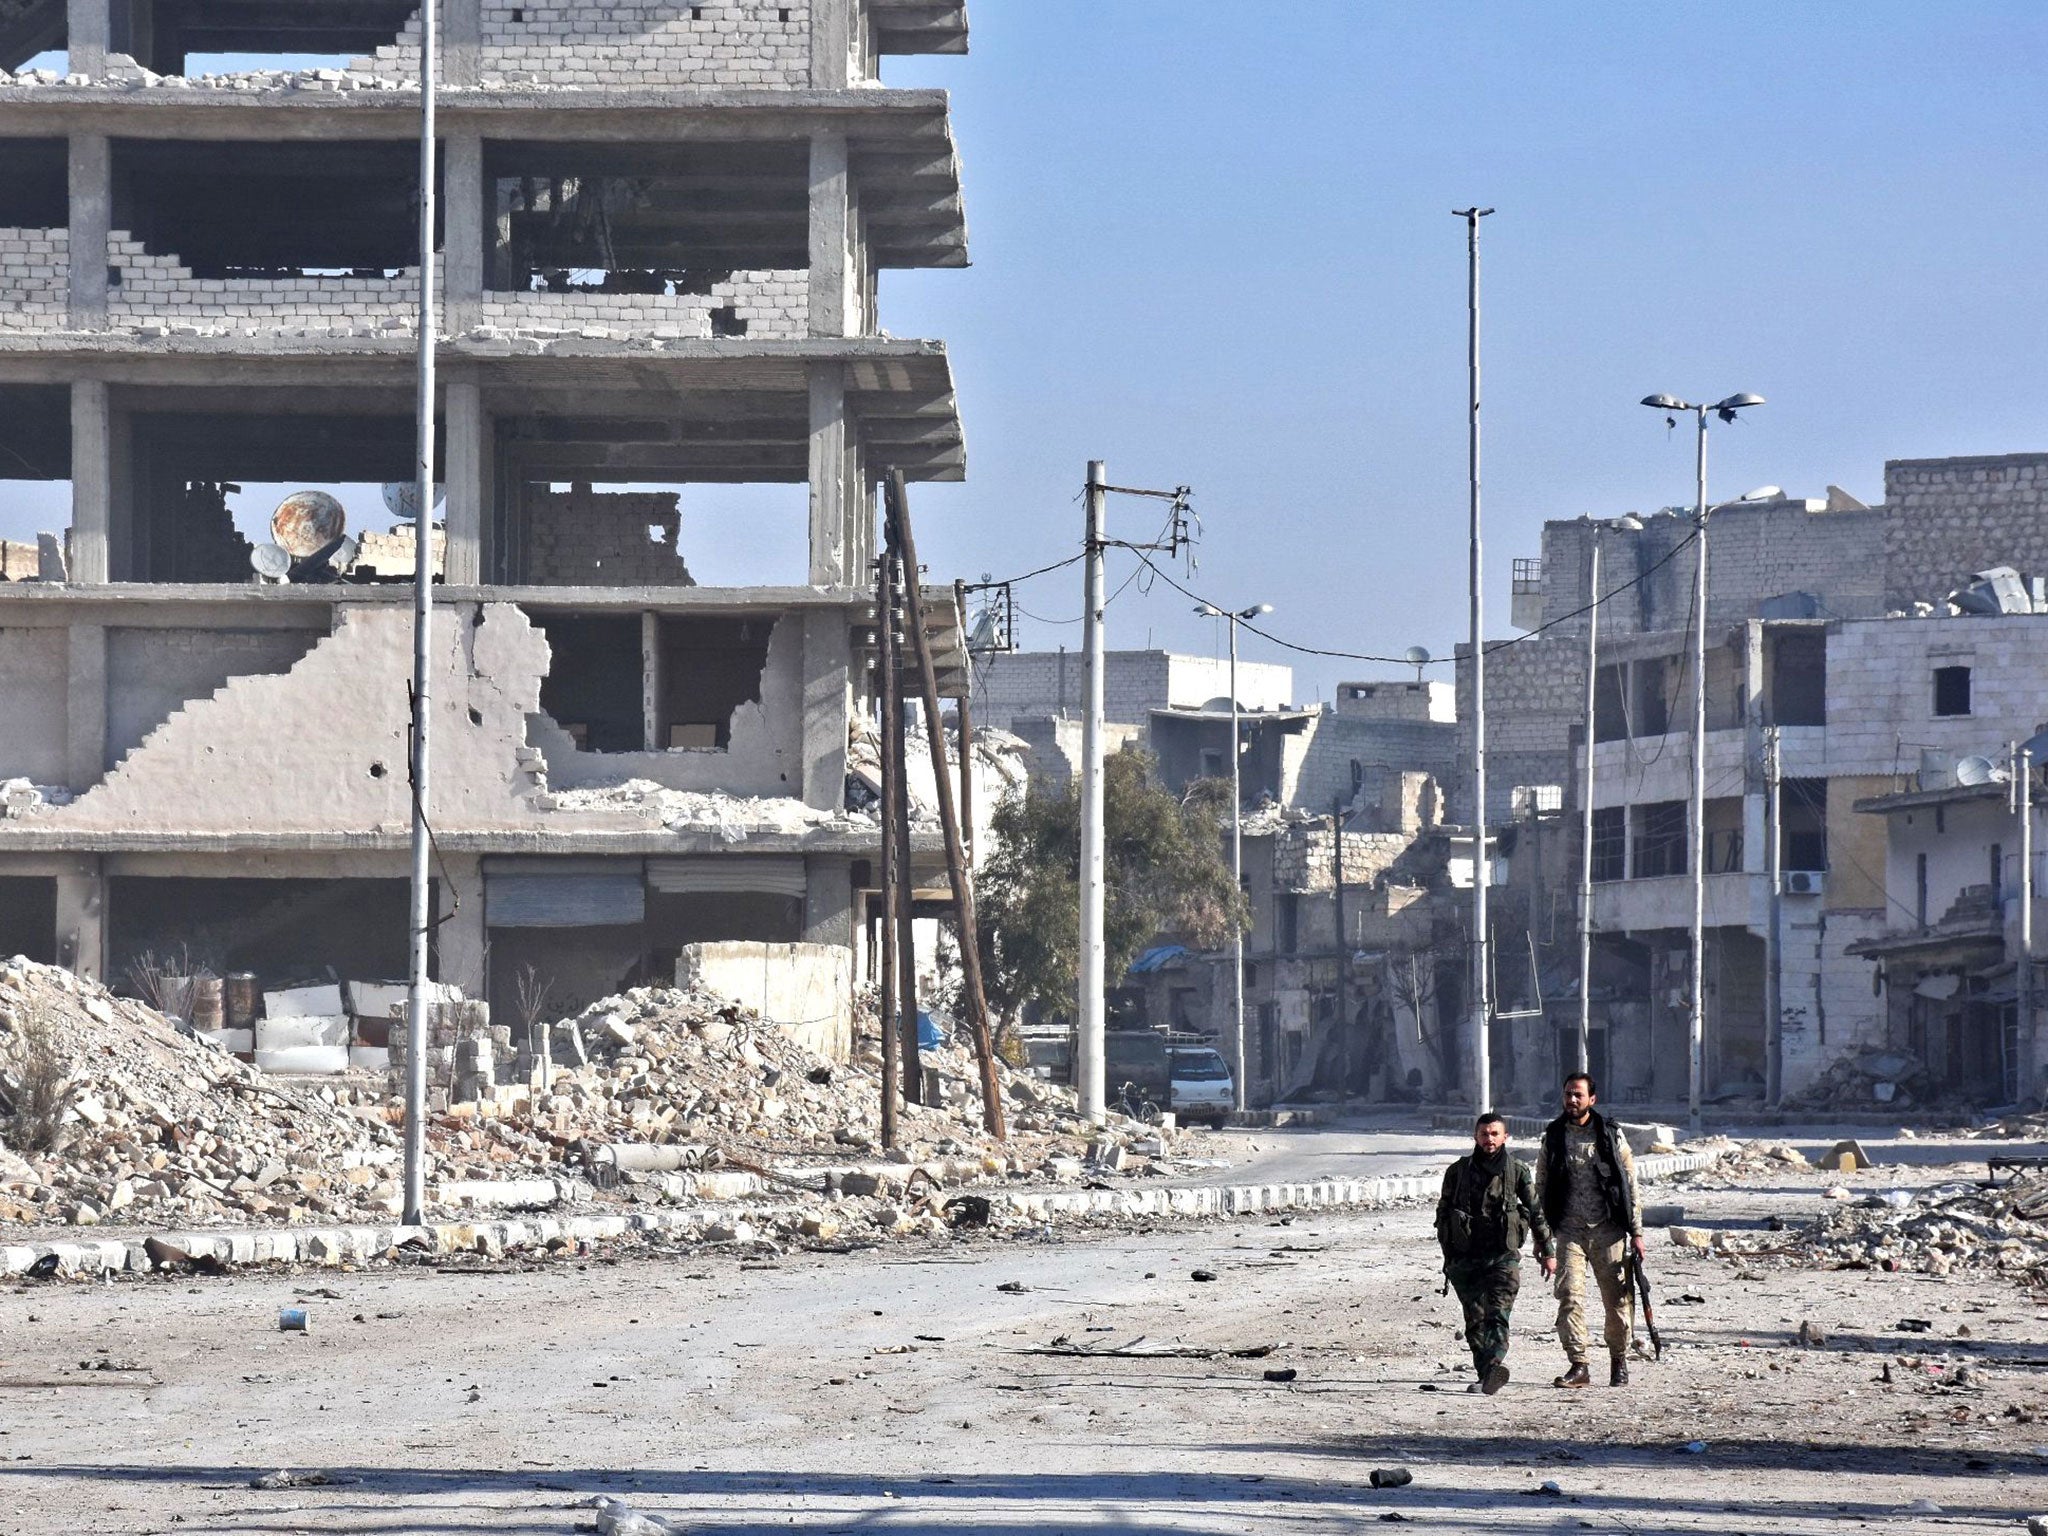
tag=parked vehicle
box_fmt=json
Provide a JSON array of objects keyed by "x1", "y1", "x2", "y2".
[{"x1": 1105, "y1": 1028, "x2": 1235, "y2": 1127}]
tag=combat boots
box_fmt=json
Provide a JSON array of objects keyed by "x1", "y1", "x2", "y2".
[
  {"x1": 1610, "y1": 1357, "x2": 1629, "y2": 1387},
  {"x1": 1553, "y1": 1362, "x2": 1591, "y2": 1388}
]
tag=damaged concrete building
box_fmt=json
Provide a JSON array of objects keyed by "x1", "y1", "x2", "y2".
[
  {"x1": 1465, "y1": 452, "x2": 2048, "y2": 1110},
  {"x1": 0, "y1": 0, "x2": 974, "y2": 1033}
]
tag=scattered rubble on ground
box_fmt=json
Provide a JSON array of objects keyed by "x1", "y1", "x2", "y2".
[
  {"x1": 1664, "y1": 1137, "x2": 1815, "y2": 1186},
  {"x1": 1706, "y1": 1171, "x2": 2048, "y2": 1285}
]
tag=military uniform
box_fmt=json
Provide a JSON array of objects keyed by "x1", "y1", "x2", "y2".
[
  {"x1": 1534, "y1": 1110, "x2": 1644, "y2": 1378},
  {"x1": 1435, "y1": 1148, "x2": 1552, "y2": 1387}
]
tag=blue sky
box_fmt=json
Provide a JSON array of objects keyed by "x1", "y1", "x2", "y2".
[
  {"x1": 881, "y1": 3, "x2": 2048, "y2": 698},
  {"x1": 7, "y1": 5, "x2": 2045, "y2": 700}
]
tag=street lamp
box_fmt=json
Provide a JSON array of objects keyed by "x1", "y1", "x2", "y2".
[
  {"x1": 1638, "y1": 392, "x2": 1764, "y2": 1137},
  {"x1": 1196, "y1": 601, "x2": 1272, "y2": 1112}
]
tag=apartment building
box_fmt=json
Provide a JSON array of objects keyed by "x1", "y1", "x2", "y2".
[{"x1": 0, "y1": 0, "x2": 972, "y2": 1022}]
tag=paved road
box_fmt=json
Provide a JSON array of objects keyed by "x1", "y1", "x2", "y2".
[
  {"x1": 1166, "y1": 1115, "x2": 1468, "y2": 1187},
  {"x1": 2, "y1": 1141, "x2": 2042, "y2": 1536}
]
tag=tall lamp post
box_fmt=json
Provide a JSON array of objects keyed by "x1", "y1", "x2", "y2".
[
  {"x1": 1197, "y1": 601, "x2": 1271, "y2": 1112},
  {"x1": 1638, "y1": 392, "x2": 1764, "y2": 1136}
]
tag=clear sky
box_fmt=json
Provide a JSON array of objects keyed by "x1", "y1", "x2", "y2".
[
  {"x1": 881, "y1": 3, "x2": 2048, "y2": 699},
  {"x1": 6, "y1": 5, "x2": 2044, "y2": 702}
]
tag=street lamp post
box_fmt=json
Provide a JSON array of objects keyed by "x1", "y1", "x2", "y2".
[
  {"x1": 1197, "y1": 601, "x2": 1271, "y2": 1112},
  {"x1": 1639, "y1": 392, "x2": 1764, "y2": 1136}
]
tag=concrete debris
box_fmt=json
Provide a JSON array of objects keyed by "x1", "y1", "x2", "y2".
[
  {"x1": 1785, "y1": 1048, "x2": 1939, "y2": 1110},
  {"x1": 548, "y1": 779, "x2": 861, "y2": 839},
  {"x1": 0, "y1": 958, "x2": 403, "y2": 1228},
  {"x1": 0, "y1": 780, "x2": 73, "y2": 819},
  {"x1": 1716, "y1": 1173, "x2": 2048, "y2": 1283},
  {"x1": 1667, "y1": 1139, "x2": 1812, "y2": 1185}
]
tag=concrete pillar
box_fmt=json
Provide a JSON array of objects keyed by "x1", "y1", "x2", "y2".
[
  {"x1": 807, "y1": 365, "x2": 850, "y2": 586},
  {"x1": 443, "y1": 373, "x2": 484, "y2": 584},
  {"x1": 66, "y1": 0, "x2": 108, "y2": 75},
  {"x1": 808, "y1": 0, "x2": 851, "y2": 88},
  {"x1": 804, "y1": 854, "x2": 855, "y2": 949},
  {"x1": 69, "y1": 379, "x2": 111, "y2": 583},
  {"x1": 436, "y1": 854, "x2": 487, "y2": 998},
  {"x1": 53, "y1": 861, "x2": 106, "y2": 984},
  {"x1": 800, "y1": 610, "x2": 852, "y2": 811},
  {"x1": 67, "y1": 134, "x2": 110, "y2": 328},
  {"x1": 807, "y1": 131, "x2": 851, "y2": 339},
  {"x1": 64, "y1": 623, "x2": 106, "y2": 787},
  {"x1": 444, "y1": 0, "x2": 483, "y2": 86},
  {"x1": 641, "y1": 610, "x2": 661, "y2": 752},
  {"x1": 443, "y1": 134, "x2": 485, "y2": 332}
]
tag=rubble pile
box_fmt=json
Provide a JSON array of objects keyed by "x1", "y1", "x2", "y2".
[
  {"x1": 0, "y1": 958, "x2": 402, "y2": 1228},
  {"x1": 546, "y1": 780, "x2": 864, "y2": 840},
  {"x1": 1721, "y1": 1174, "x2": 2048, "y2": 1282},
  {"x1": 1785, "y1": 1047, "x2": 1942, "y2": 1111},
  {"x1": 1669, "y1": 1138, "x2": 1815, "y2": 1187},
  {"x1": 449, "y1": 985, "x2": 1096, "y2": 1172}
]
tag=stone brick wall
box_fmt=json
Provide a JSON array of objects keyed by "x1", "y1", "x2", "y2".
[
  {"x1": 1536, "y1": 505, "x2": 1886, "y2": 639},
  {"x1": 1451, "y1": 631, "x2": 1581, "y2": 825},
  {"x1": 1282, "y1": 713, "x2": 1456, "y2": 817},
  {"x1": 475, "y1": 271, "x2": 807, "y2": 342},
  {"x1": 1882, "y1": 454, "x2": 2048, "y2": 609},
  {"x1": 1824, "y1": 612, "x2": 2048, "y2": 779},
  {"x1": 522, "y1": 484, "x2": 697, "y2": 586},
  {"x1": 106, "y1": 233, "x2": 433, "y2": 337},
  {"x1": 359, "y1": 0, "x2": 813, "y2": 88},
  {"x1": 0, "y1": 227, "x2": 65, "y2": 330}
]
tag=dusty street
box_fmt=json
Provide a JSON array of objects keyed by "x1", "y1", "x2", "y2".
[{"x1": 2, "y1": 1129, "x2": 2045, "y2": 1536}]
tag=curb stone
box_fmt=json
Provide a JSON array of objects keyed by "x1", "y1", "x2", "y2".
[{"x1": 0, "y1": 1152, "x2": 1727, "y2": 1278}]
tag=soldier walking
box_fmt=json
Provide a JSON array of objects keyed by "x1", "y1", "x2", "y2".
[
  {"x1": 1435, "y1": 1111, "x2": 1552, "y2": 1394},
  {"x1": 1534, "y1": 1072, "x2": 1646, "y2": 1387}
]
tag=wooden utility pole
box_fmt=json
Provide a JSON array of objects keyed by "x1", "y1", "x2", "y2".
[
  {"x1": 886, "y1": 471, "x2": 1007, "y2": 1137},
  {"x1": 875, "y1": 549, "x2": 901, "y2": 1148},
  {"x1": 887, "y1": 537, "x2": 922, "y2": 1110}
]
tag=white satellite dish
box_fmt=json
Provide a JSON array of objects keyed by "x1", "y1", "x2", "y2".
[
  {"x1": 1954, "y1": 755, "x2": 1999, "y2": 787},
  {"x1": 1404, "y1": 644, "x2": 1431, "y2": 683},
  {"x1": 250, "y1": 543, "x2": 291, "y2": 581},
  {"x1": 382, "y1": 482, "x2": 446, "y2": 519},
  {"x1": 332, "y1": 534, "x2": 361, "y2": 570}
]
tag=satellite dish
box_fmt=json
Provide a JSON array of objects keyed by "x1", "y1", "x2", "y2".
[
  {"x1": 1404, "y1": 645, "x2": 1431, "y2": 683},
  {"x1": 1741, "y1": 485, "x2": 1783, "y2": 502},
  {"x1": 382, "y1": 482, "x2": 446, "y2": 519},
  {"x1": 1954, "y1": 755, "x2": 1998, "y2": 787},
  {"x1": 270, "y1": 490, "x2": 346, "y2": 557},
  {"x1": 250, "y1": 543, "x2": 291, "y2": 580},
  {"x1": 332, "y1": 534, "x2": 361, "y2": 570}
]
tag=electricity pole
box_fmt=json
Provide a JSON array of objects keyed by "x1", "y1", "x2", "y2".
[
  {"x1": 1764, "y1": 724, "x2": 1783, "y2": 1108},
  {"x1": 401, "y1": 0, "x2": 439, "y2": 1228},
  {"x1": 1576, "y1": 541, "x2": 1599, "y2": 1076},
  {"x1": 1456, "y1": 205, "x2": 1494, "y2": 1112},
  {"x1": 1077, "y1": 461, "x2": 1108, "y2": 1126}
]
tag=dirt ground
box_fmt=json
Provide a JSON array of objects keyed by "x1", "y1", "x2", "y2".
[{"x1": 0, "y1": 1129, "x2": 2043, "y2": 1535}]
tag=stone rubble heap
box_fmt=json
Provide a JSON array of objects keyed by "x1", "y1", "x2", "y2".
[
  {"x1": 0, "y1": 959, "x2": 1183, "y2": 1237},
  {"x1": 0, "y1": 958, "x2": 402, "y2": 1228},
  {"x1": 1719, "y1": 1173, "x2": 2048, "y2": 1282},
  {"x1": 1668, "y1": 1138, "x2": 1815, "y2": 1187},
  {"x1": 1785, "y1": 1046, "x2": 1943, "y2": 1111},
  {"x1": 450, "y1": 984, "x2": 1098, "y2": 1173}
]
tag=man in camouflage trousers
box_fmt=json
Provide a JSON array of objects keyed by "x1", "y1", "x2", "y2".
[{"x1": 1436, "y1": 1111, "x2": 1553, "y2": 1394}]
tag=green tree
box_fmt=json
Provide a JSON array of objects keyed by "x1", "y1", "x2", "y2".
[{"x1": 977, "y1": 748, "x2": 1246, "y2": 1021}]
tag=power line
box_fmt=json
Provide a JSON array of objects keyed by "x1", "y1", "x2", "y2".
[{"x1": 1126, "y1": 529, "x2": 1703, "y2": 668}]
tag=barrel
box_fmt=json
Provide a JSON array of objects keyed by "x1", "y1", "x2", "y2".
[
  {"x1": 190, "y1": 976, "x2": 225, "y2": 1032},
  {"x1": 226, "y1": 972, "x2": 260, "y2": 1029}
]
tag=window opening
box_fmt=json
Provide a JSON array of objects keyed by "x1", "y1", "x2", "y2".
[{"x1": 1933, "y1": 665, "x2": 1972, "y2": 718}]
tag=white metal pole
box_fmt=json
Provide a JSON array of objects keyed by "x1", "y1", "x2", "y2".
[
  {"x1": 1457, "y1": 207, "x2": 1493, "y2": 1112},
  {"x1": 1228, "y1": 617, "x2": 1246, "y2": 1110},
  {"x1": 401, "y1": 0, "x2": 439, "y2": 1228},
  {"x1": 1576, "y1": 541, "x2": 1599, "y2": 1076},
  {"x1": 1765, "y1": 724, "x2": 1783, "y2": 1108},
  {"x1": 1077, "y1": 460, "x2": 1108, "y2": 1126},
  {"x1": 2021, "y1": 745, "x2": 2036, "y2": 1104},
  {"x1": 1687, "y1": 407, "x2": 1709, "y2": 1137}
]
